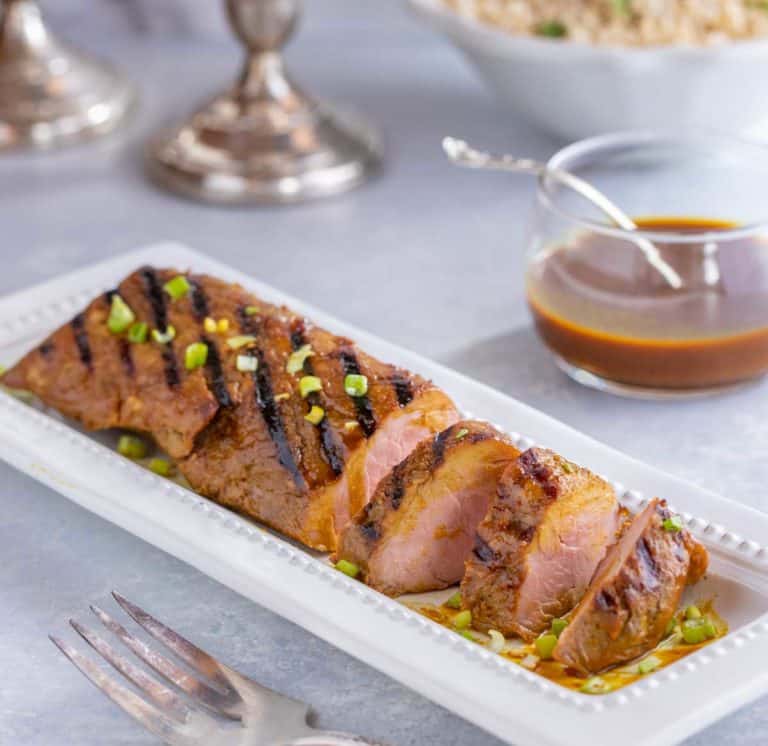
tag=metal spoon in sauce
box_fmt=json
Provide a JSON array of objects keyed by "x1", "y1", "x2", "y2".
[{"x1": 442, "y1": 137, "x2": 683, "y2": 290}]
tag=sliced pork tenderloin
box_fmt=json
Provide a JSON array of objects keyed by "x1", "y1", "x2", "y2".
[
  {"x1": 461, "y1": 447, "x2": 620, "y2": 641},
  {"x1": 553, "y1": 498, "x2": 709, "y2": 675},
  {"x1": 337, "y1": 421, "x2": 521, "y2": 596}
]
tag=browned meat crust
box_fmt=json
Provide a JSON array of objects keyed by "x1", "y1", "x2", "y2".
[
  {"x1": 3, "y1": 267, "x2": 454, "y2": 550},
  {"x1": 338, "y1": 420, "x2": 520, "y2": 595},
  {"x1": 461, "y1": 447, "x2": 620, "y2": 640},
  {"x1": 553, "y1": 498, "x2": 709, "y2": 674}
]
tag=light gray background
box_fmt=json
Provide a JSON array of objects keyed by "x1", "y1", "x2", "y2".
[{"x1": 3, "y1": 2, "x2": 767, "y2": 745}]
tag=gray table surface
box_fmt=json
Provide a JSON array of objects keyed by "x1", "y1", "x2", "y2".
[{"x1": 3, "y1": 3, "x2": 767, "y2": 745}]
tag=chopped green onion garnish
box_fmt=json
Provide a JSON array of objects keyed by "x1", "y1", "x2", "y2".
[
  {"x1": 343, "y1": 420, "x2": 359, "y2": 432},
  {"x1": 217, "y1": 318, "x2": 230, "y2": 333},
  {"x1": 304, "y1": 405, "x2": 325, "y2": 425},
  {"x1": 185, "y1": 342, "x2": 208, "y2": 371},
  {"x1": 286, "y1": 344, "x2": 314, "y2": 375},
  {"x1": 335, "y1": 559, "x2": 359, "y2": 578},
  {"x1": 163, "y1": 275, "x2": 190, "y2": 301},
  {"x1": 681, "y1": 617, "x2": 717, "y2": 645},
  {"x1": 488, "y1": 629, "x2": 505, "y2": 653},
  {"x1": 149, "y1": 458, "x2": 171, "y2": 477},
  {"x1": 152, "y1": 325, "x2": 176, "y2": 344},
  {"x1": 663, "y1": 515, "x2": 684, "y2": 532},
  {"x1": 612, "y1": 0, "x2": 631, "y2": 15},
  {"x1": 274, "y1": 393, "x2": 290, "y2": 402},
  {"x1": 536, "y1": 19, "x2": 567, "y2": 37},
  {"x1": 453, "y1": 610, "x2": 472, "y2": 630},
  {"x1": 445, "y1": 591, "x2": 462, "y2": 609},
  {"x1": 455, "y1": 428, "x2": 469, "y2": 440},
  {"x1": 299, "y1": 375, "x2": 323, "y2": 398},
  {"x1": 236, "y1": 354, "x2": 258, "y2": 373},
  {"x1": 580, "y1": 676, "x2": 611, "y2": 694},
  {"x1": 637, "y1": 655, "x2": 661, "y2": 675},
  {"x1": 460, "y1": 631, "x2": 478, "y2": 642},
  {"x1": 665, "y1": 617, "x2": 679, "y2": 636},
  {"x1": 561, "y1": 461, "x2": 574, "y2": 474},
  {"x1": 203, "y1": 317, "x2": 217, "y2": 333},
  {"x1": 244, "y1": 305, "x2": 260, "y2": 316},
  {"x1": 107, "y1": 294, "x2": 135, "y2": 334},
  {"x1": 117, "y1": 434, "x2": 147, "y2": 459},
  {"x1": 127, "y1": 321, "x2": 148, "y2": 344},
  {"x1": 534, "y1": 633, "x2": 558, "y2": 660},
  {"x1": 685, "y1": 605, "x2": 702, "y2": 620},
  {"x1": 226, "y1": 335, "x2": 256, "y2": 350},
  {"x1": 0, "y1": 364, "x2": 6, "y2": 376},
  {"x1": 344, "y1": 373, "x2": 369, "y2": 397},
  {"x1": 551, "y1": 617, "x2": 568, "y2": 637}
]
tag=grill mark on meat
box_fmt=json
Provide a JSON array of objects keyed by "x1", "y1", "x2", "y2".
[
  {"x1": 38, "y1": 341, "x2": 54, "y2": 358},
  {"x1": 339, "y1": 348, "x2": 376, "y2": 437},
  {"x1": 253, "y1": 349, "x2": 305, "y2": 490},
  {"x1": 473, "y1": 533, "x2": 497, "y2": 564},
  {"x1": 518, "y1": 449, "x2": 558, "y2": 498},
  {"x1": 392, "y1": 374, "x2": 413, "y2": 407},
  {"x1": 291, "y1": 323, "x2": 344, "y2": 477},
  {"x1": 360, "y1": 520, "x2": 380, "y2": 541},
  {"x1": 636, "y1": 537, "x2": 660, "y2": 586},
  {"x1": 140, "y1": 267, "x2": 180, "y2": 388},
  {"x1": 202, "y1": 336, "x2": 232, "y2": 407},
  {"x1": 119, "y1": 339, "x2": 135, "y2": 377},
  {"x1": 70, "y1": 313, "x2": 92, "y2": 370},
  {"x1": 191, "y1": 282, "x2": 210, "y2": 320},
  {"x1": 432, "y1": 427, "x2": 453, "y2": 468},
  {"x1": 388, "y1": 461, "x2": 407, "y2": 510},
  {"x1": 596, "y1": 589, "x2": 617, "y2": 611}
]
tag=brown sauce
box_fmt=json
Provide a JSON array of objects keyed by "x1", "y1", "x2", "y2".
[{"x1": 526, "y1": 217, "x2": 768, "y2": 389}]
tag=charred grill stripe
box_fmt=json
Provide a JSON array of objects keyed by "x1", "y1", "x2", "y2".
[
  {"x1": 191, "y1": 282, "x2": 209, "y2": 321},
  {"x1": 119, "y1": 339, "x2": 135, "y2": 377},
  {"x1": 432, "y1": 427, "x2": 453, "y2": 468},
  {"x1": 291, "y1": 323, "x2": 344, "y2": 476},
  {"x1": 340, "y1": 349, "x2": 376, "y2": 437},
  {"x1": 360, "y1": 521, "x2": 380, "y2": 541},
  {"x1": 388, "y1": 461, "x2": 407, "y2": 510},
  {"x1": 254, "y1": 350, "x2": 305, "y2": 489},
  {"x1": 38, "y1": 341, "x2": 54, "y2": 358},
  {"x1": 636, "y1": 537, "x2": 660, "y2": 584},
  {"x1": 70, "y1": 313, "x2": 92, "y2": 370},
  {"x1": 473, "y1": 534, "x2": 497, "y2": 564},
  {"x1": 140, "y1": 268, "x2": 179, "y2": 388},
  {"x1": 202, "y1": 336, "x2": 232, "y2": 407},
  {"x1": 392, "y1": 375, "x2": 413, "y2": 407}
]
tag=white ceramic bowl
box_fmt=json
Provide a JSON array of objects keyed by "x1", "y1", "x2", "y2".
[{"x1": 409, "y1": 0, "x2": 768, "y2": 140}]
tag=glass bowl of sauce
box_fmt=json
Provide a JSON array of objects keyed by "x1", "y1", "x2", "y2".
[{"x1": 525, "y1": 131, "x2": 768, "y2": 397}]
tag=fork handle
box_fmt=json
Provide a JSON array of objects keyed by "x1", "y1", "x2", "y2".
[{"x1": 281, "y1": 731, "x2": 389, "y2": 746}]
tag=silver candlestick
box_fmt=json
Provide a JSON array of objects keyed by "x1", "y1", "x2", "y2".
[
  {"x1": 147, "y1": 0, "x2": 381, "y2": 205},
  {"x1": 0, "y1": 0, "x2": 135, "y2": 150}
]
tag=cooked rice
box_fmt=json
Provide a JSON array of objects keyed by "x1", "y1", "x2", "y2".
[{"x1": 443, "y1": 0, "x2": 768, "y2": 45}]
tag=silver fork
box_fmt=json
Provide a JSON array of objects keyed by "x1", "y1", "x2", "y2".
[{"x1": 50, "y1": 592, "x2": 387, "y2": 746}]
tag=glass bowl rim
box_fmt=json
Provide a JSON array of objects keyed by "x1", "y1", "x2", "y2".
[{"x1": 539, "y1": 129, "x2": 768, "y2": 244}]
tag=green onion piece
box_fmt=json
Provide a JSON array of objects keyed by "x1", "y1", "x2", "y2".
[
  {"x1": 665, "y1": 616, "x2": 679, "y2": 636},
  {"x1": 580, "y1": 676, "x2": 611, "y2": 695},
  {"x1": 682, "y1": 617, "x2": 716, "y2": 645},
  {"x1": 488, "y1": 629, "x2": 505, "y2": 653},
  {"x1": 299, "y1": 375, "x2": 323, "y2": 398},
  {"x1": 343, "y1": 420, "x2": 359, "y2": 433},
  {"x1": 561, "y1": 461, "x2": 574, "y2": 474},
  {"x1": 152, "y1": 325, "x2": 176, "y2": 344},
  {"x1": 455, "y1": 427, "x2": 469, "y2": 440},
  {"x1": 551, "y1": 617, "x2": 568, "y2": 637},
  {"x1": 460, "y1": 631, "x2": 478, "y2": 642},
  {"x1": 236, "y1": 354, "x2": 258, "y2": 373},
  {"x1": 163, "y1": 275, "x2": 190, "y2": 301},
  {"x1": 637, "y1": 655, "x2": 661, "y2": 675},
  {"x1": 304, "y1": 405, "x2": 325, "y2": 425},
  {"x1": 535, "y1": 633, "x2": 558, "y2": 660},
  {"x1": 685, "y1": 605, "x2": 702, "y2": 620},
  {"x1": 244, "y1": 305, "x2": 260, "y2": 316},
  {"x1": 274, "y1": 393, "x2": 290, "y2": 402},
  {"x1": 663, "y1": 515, "x2": 684, "y2": 532},
  {"x1": 703, "y1": 617, "x2": 718, "y2": 639},
  {"x1": 612, "y1": 0, "x2": 631, "y2": 15},
  {"x1": 344, "y1": 373, "x2": 369, "y2": 397},
  {"x1": 149, "y1": 458, "x2": 171, "y2": 477},
  {"x1": 335, "y1": 559, "x2": 359, "y2": 578},
  {"x1": 185, "y1": 342, "x2": 208, "y2": 371},
  {"x1": 0, "y1": 364, "x2": 6, "y2": 376},
  {"x1": 107, "y1": 294, "x2": 135, "y2": 334},
  {"x1": 117, "y1": 434, "x2": 147, "y2": 460},
  {"x1": 453, "y1": 610, "x2": 472, "y2": 630},
  {"x1": 286, "y1": 344, "x2": 314, "y2": 375},
  {"x1": 535, "y1": 19, "x2": 567, "y2": 37},
  {"x1": 444, "y1": 591, "x2": 462, "y2": 609},
  {"x1": 203, "y1": 317, "x2": 217, "y2": 333},
  {"x1": 226, "y1": 335, "x2": 256, "y2": 350},
  {"x1": 127, "y1": 322, "x2": 148, "y2": 344}
]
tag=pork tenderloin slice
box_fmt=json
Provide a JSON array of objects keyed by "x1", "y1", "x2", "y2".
[
  {"x1": 554, "y1": 498, "x2": 709, "y2": 675},
  {"x1": 461, "y1": 448, "x2": 620, "y2": 641},
  {"x1": 337, "y1": 421, "x2": 520, "y2": 597}
]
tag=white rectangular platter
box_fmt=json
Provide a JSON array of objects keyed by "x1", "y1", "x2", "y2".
[{"x1": 2, "y1": 244, "x2": 768, "y2": 746}]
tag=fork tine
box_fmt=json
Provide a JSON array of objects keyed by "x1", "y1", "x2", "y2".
[
  {"x1": 49, "y1": 635, "x2": 196, "y2": 746},
  {"x1": 112, "y1": 591, "x2": 235, "y2": 691},
  {"x1": 69, "y1": 619, "x2": 189, "y2": 721},
  {"x1": 90, "y1": 604, "x2": 242, "y2": 720}
]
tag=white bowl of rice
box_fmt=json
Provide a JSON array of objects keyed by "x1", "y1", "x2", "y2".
[{"x1": 409, "y1": 0, "x2": 768, "y2": 140}]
